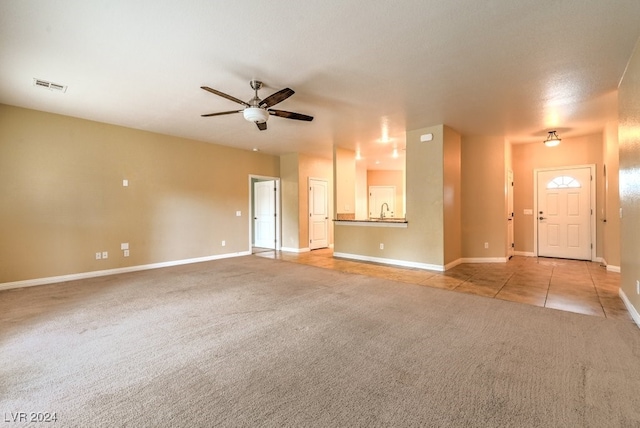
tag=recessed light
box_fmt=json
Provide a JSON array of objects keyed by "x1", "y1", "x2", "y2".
[{"x1": 252, "y1": 148, "x2": 260, "y2": 152}]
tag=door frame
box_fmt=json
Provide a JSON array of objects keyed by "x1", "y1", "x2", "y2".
[
  {"x1": 533, "y1": 164, "x2": 596, "y2": 261},
  {"x1": 507, "y1": 169, "x2": 514, "y2": 259},
  {"x1": 249, "y1": 175, "x2": 281, "y2": 251}
]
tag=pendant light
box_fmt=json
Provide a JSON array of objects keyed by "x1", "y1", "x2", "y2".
[{"x1": 543, "y1": 131, "x2": 561, "y2": 147}]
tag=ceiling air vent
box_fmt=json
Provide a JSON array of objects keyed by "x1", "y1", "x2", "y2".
[{"x1": 33, "y1": 78, "x2": 67, "y2": 93}]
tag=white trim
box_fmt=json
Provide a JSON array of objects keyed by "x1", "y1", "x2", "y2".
[
  {"x1": 0, "y1": 251, "x2": 251, "y2": 291},
  {"x1": 514, "y1": 251, "x2": 536, "y2": 257},
  {"x1": 280, "y1": 247, "x2": 310, "y2": 253},
  {"x1": 461, "y1": 257, "x2": 508, "y2": 264},
  {"x1": 607, "y1": 265, "x2": 621, "y2": 273},
  {"x1": 619, "y1": 288, "x2": 640, "y2": 329},
  {"x1": 333, "y1": 252, "x2": 445, "y2": 272},
  {"x1": 444, "y1": 258, "x2": 462, "y2": 270},
  {"x1": 533, "y1": 164, "x2": 597, "y2": 261}
]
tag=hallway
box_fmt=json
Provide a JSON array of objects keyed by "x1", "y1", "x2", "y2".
[{"x1": 256, "y1": 249, "x2": 632, "y2": 321}]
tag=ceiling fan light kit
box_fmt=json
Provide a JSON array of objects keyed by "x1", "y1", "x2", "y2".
[
  {"x1": 201, "y1": 80, "x2": 313, "y2": 131},
  {"x1": 243, "y1": 107, "x2": 268, "y2": 124}
]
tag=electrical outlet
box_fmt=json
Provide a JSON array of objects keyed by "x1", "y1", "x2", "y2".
[
  {"x1": 236, "y1": 211, "x2": 241, "y2": 216},
  {"x1": 102, "y1": 251, "x2": 108, "y2": 259},
  {"x1": 124, "y1": 249, "x2": 130, "y2": 257},
  {"x1": 95, "y1": 252, "x2": 102, "y2": 260},
  {"x1": 379, "y1": 243, "x2": 384, "y2": 250},
  {"x1": 222, "y1": 240, "x2": 226, "y2": 247},
  {"x1": 484, "y1": 242, "x2": 489, "y2": 249}
]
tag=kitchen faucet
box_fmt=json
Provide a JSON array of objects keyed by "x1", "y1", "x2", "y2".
[{"x1": 380, "y1": 202, "x2": 389, "y2": 219}]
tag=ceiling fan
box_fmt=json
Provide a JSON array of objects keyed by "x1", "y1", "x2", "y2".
[{"x1": 200, "y1": 80, "x2": 313, "y2": 131}]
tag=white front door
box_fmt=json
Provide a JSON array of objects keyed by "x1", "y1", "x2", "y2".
[
  {"x1": 309, "y1": 178, "x2": 328, "y2": 250},
  {"x1": 254, "y1": 180, "x2": 275, "y2": 249},
  {"x1": 537, "y1": 167, "x2": 592, "y2": 260},
  {"x1": 369, "y1": 186, "x2": 395, "y2": 219}
]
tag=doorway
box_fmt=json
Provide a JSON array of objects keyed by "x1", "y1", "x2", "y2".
[
  {"x1": 309, "y1": 177, "x2": 328, "y2": 250},
  {"x1": 534, "y1": 165, "x2": 595, "y2": 261},
  {"x1": 250, "y1": 176, "x2": 280, "y2": 252}
]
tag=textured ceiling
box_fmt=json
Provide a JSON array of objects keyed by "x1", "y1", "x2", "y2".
[{"x1": 1, "y1": 1, "x2": 639, "y2": 170}]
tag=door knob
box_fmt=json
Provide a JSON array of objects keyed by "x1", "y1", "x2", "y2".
[{"x1": 538, "y1": 216, "x2": 547, "y2": 220}]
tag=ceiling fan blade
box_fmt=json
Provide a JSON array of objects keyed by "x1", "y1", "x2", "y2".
[
  {"x1": 201, "y1": 110, "x2": 243, "y2": 117},
  {"x1": 259, "y1": 88, "x2": 295, "y2": 108},
  {"x1": 256, "y1": 122, "x2": 267, "y2": 131},
  {"x1": 201, "y1": 86, "x2": 250, "y2": 107},
  {"x1": 268, "y1": 109, "x2": 314, "y2": 121}
]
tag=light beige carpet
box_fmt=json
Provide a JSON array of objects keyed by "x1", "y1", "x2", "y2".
[{"x1": 1, "y1": 256, "x2": 639, "y2": 427}]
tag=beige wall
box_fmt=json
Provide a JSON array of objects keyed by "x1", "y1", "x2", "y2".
[
  {"x1": 461, "y1": 135, "x2": 507, "y2": 258},
  {"x1": 334, "y1": 147, "x2": 356, "y2": 217},
  {"x1": 355, "y1": 161, "x2": 368, "y2": 219},
  {"x1": 0, "y1": 104, "x2": 279, "y2": 283},
  {"x1": 335, "y1": 124, "x2": 458, "y2": 268},
  {"x1": 443, "y1": 126, "x2": 462, "y2": 265},
  {"x1": 618, "y1": 38, "x2": 640, "y2": 316},
  {"x1": 511, "y1": 133, "x2": 604, "y2": 256},
  {"x1": 280, "y1": 153, "x2": 300, "y2": 249},
  {"x1": 367, "y1": 170, "x2": 404, "y2": 218},
  {"x1": 603, "y1": 122, "x2": 621, "y2": 268}
]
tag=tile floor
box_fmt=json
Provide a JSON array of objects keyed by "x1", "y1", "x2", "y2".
[{"x1": 255, "y1": 248, "x2": 632, "y2": 322}]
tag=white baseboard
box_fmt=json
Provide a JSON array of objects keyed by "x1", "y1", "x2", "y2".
[
  {"x1": 333, "y1": 252, "x2": 445, "y2": 272},
  {"x1": 280, "y1": 247, "x2": 310, "y2": 253},
  {"x1": 514, "y1": 251, "x2": 536, "y2": 257},
  {"x1": 619, "y1": 288, "x2": 640, "y2": 329},
  {"x1": 461, "y1": 257, "x2": 508, "y2": 264},
  {"x1": 444, "y1": 258, "x2": 462, "y2": 270},
  {"x1": 607, "y1": 265, "x2": 621, "y2": 273},
  {"x1": 0, "y1": 251, "x2": 251, "y2": 291}
]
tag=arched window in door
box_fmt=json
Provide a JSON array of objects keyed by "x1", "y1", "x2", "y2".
[{"x1": 546, "y1": 175, "x2": 581, "y2": 189}]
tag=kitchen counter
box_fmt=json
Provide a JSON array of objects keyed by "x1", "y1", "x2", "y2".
[{"x1": 333, "y1": 218, "x2": 408, "y2": 228}]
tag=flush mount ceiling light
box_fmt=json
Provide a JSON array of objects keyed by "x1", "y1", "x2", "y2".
[{"x1": 543, "y1": 131, "x2": 561, "y2": 147}]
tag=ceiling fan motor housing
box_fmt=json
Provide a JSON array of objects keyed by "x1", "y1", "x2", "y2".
[{"x1": 243, "y1": 107, "x2": 269, "y2": 123}]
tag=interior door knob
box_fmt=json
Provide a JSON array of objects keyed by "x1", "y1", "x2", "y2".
[{"x1": 538, "y1": 216, "x2": 547, "y2": 220}]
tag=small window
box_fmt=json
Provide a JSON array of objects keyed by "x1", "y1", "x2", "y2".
[{"x1": 546, "y1": 176, "x2": 581, "y2": 189}]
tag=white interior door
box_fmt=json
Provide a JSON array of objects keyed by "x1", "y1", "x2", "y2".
[
  {"x1": 254, "y1": 180, "x2": 275, "y2": 249},
  {"x1": 537, "y1": 167, "x2": 592, "y2": 260},
  {"x1": 309, "y1": 178, "x2": 328, "y2": 250},
  {"x1": 507, "y1": 170, "x2": 514, "y2": 259},
  {"x1": 369, "y1": 186, "x2": 395, "y2": 219}
]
